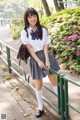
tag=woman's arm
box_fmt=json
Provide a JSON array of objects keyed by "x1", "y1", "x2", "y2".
[
  {"x1": 21, "y1": 30, "x2": 45, "y2": 68},
  {"x1": 43, "y1": 44, "x2": 50, "y2": 68},
  {"x1": 26, "y1": 44, "x2": 46, "y2": 69}
]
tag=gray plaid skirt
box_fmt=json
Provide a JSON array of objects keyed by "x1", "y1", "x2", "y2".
[{"x1": 30, "y1": 50, "x2": 60, "y2": 80}]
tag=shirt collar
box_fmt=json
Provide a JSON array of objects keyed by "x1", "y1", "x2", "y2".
[{"x1": 27, "y1": 26, "x2": 37, "y2": 33}]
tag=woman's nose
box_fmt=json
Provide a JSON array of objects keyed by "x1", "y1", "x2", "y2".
[{"x1": 31, "y1": 16, "x2": 35, "y2": 20}]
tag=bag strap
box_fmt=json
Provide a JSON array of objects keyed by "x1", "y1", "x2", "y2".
[{"x1": 19, "y1": 59, "x2": 21, "y2": 66}]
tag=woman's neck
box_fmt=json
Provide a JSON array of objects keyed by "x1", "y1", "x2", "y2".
[{"x1": 30, "y1": 25, "x2": 37, "y2": 30}]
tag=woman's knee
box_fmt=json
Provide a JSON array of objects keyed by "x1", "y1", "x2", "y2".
[
  {"x1": 48, "y1": 73, "x2": 57, "y2": 78},
  {"x1": 34, "y1": 79, "x2": 43, "y2": 90}
]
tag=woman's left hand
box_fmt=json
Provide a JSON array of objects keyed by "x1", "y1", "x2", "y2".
[{"x1": 45, "y1": 60, "x2": 51, "y2": 68}]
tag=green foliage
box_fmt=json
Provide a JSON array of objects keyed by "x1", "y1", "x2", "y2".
[
  {"x1": 0, "y1": 0, "x2": 28, "y2": 19},
  {"x1": 0, "y1": 0, "x2": 42, "y2": 19},
  {"x1": 0, "y1": 65, "x2": 6, "y2": 70},
  {"x1": 5, "y1": 75, "x2": 11, "y2": 80},
  {"x1": 10, "y1": 82, "x2": 18, "y2": 89},
  {"x1": 10, "y1": 19, "x2": 23, "y2": 39},
  {"x1": 41, "y1": 7, "x2": 80, "y2": 75}
]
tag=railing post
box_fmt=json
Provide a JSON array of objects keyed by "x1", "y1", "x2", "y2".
[
  {"x1": 64, "y1": 80, "x2": 69, "y2": 120},
  {"x1": 6, "y1": 46, "x2": 11, "y2": 73},
  {"x1": 60, "y1": 74, "x2": 65, "y2": 120},
  {"x1": 23, "y1": 71, "x2": 27, "y2": 81},
  {"x1": 57, "y1": 75, "x2": 61, "y2": 115}
]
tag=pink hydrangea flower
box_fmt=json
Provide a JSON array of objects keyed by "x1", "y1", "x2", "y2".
[
  {"x1": 51, "y1": 33, "x2": 55, "y2": 37},
  {"x1": 72, "y1": 69, "x2": 76, "y2": 74},
  {"x1": 59, "y1": 36, "x2": 62, "y2": 40},
  {"x1": 72, "y1": 34, "x2": 78, "y2": 40},
  {"x1": 65, "y1": 36, "x2": 70, "y2": 42},
  {"x1": 65, "y1": 55, "x2": 68, "y2": 59},
  {"x1": 70, "y1": 24, "x2": 72, "y2": 27},
  {"x1": 74, "y1": 50, "x2": 80, "y2": 55},
  {"x1": 67, "y1": 45, "x2": 71, "y2": 49},
  {"x1": 76, "y1": 26, "x2": 80, "y2": 28}
]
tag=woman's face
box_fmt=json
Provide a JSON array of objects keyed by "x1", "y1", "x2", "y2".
[{"x1": 27, "y1": 14, "x2": 37, "y2": 27}]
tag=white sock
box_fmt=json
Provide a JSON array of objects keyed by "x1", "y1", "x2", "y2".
[
  {"x1": 53, "y1": 86, "x2": 57, "y2": 94},
  {"x1": 35, "y1": 90, "x2": 43, "y2": 111}
]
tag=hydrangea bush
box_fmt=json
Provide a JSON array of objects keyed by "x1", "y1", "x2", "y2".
[
  {"x1": 51, "y1": 19, "x2": 80, "y2": 74},
  {"x1": 41, "y1": 7, "x2": 80, "y2": 75}
]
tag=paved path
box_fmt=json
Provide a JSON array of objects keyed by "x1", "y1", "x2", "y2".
[
  {"x1": 0, "y1": 26, "x2": 20, "y2": 50},
  {"x1": 0, "y1": 59, "x2": 60, "y2": 120}
]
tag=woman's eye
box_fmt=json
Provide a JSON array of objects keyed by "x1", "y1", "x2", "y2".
[
  {"x1": 28, "y1": 16, "x2": 31, "y2": 18},
  {"x1": 33, "y1": 15, "x2": 36, "y2": 17}
]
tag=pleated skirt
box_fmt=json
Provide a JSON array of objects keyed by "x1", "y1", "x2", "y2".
[{"x1": 30, "y1": 50, "x2": 60, "y2": 80}]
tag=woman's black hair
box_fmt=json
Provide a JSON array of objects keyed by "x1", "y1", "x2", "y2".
[{"x1": 24, "y1": 7, "x2": 43, "y2": 39}]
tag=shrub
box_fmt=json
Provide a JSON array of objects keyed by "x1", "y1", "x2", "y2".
[
  {"x1": 41, "y1": 7, "x2": 80, "y2": 75},
  {"x1": 10, "y1": 19, "x2": 23, "y2": 39}
]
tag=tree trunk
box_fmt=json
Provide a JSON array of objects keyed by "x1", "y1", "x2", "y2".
[
  {"x1": 53, "y1": 0, "x2": 64, "y2": 12},
  {"x1": 53, "y1": 0, "x2": 61, "y2": 12},
  {"x1": 41, "y1": 0, "x2": 51, "y2": 16},
  {"x1": 59, "y1": 3, "x2": 64, "y2": 9}
]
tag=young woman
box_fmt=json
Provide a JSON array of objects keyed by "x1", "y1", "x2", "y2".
[{"x1": 21, "y1": 7, "x2": 60, "y2": 118}]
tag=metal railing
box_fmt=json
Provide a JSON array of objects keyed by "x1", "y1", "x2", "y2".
[
  {"x1": 0, "y1": 40, "x2": 80, "y2": 120},
  {"x1": 57, "y1": 0, "x2": 80, "y2": 3}
]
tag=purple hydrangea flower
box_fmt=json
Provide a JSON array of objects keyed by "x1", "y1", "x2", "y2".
[
  {"x1": 65, "y1": 36, "x2": 70, "y2": 42},
  {"x1": 74, "y1": 44, "x2": 77, "y2": 47},
  {"x1": 74, "y1": 50, "x2": 80, "y2": 55}
]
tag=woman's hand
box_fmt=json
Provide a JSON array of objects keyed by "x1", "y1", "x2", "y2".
[
  {"x1": 37, "y1": 60, "x2": 46, "y2": 69},
  {"x1": 45, "y1": 60, "x2": 51, "y2": 68}
]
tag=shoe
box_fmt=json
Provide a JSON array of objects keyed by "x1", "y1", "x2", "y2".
[{"x1": 35, "y1": 110, "x2": 44, "y2": 118}]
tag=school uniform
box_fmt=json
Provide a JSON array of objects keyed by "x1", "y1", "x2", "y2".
[{"x1": 21, "y1": 26, "x2": 60, "y2": 80}]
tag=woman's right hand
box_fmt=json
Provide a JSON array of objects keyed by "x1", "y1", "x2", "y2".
[{"x1": 37, "y1": 60, "x2": 46, "y2": 69}]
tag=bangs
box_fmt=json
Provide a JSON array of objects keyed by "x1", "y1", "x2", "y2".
[{"x1": 27, "y1": 8, "x2": 38, "y2": 17}]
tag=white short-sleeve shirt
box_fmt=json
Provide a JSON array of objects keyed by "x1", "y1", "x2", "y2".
[{"x1": 21, "y1": 26, "x2": 51, "y2": 52}]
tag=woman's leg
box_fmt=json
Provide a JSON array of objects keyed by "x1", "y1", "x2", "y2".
[
  {"x1": 48, "y1": 73, "x2": 57, "y2": 93},
  {"x1": 34, "y1": 79, "x2": 43, "y2": 111},
  {"x1": 48, "y1": 73, "x2": 57, "y2": 86}
]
